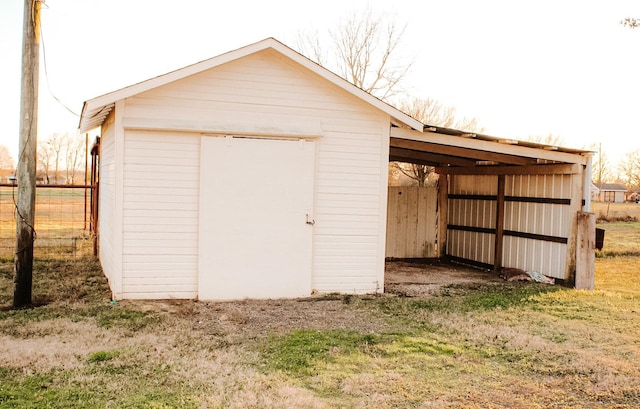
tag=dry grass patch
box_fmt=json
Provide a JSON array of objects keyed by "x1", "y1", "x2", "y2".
[
  {"x1": 592, "y1": 201, "x2": 640, "y2": 222},
  {"x1": 596, "y1": 222, "x2": 640, "y2": 256},
  {"x1": 1, "y1": 256, "x2": 640, "y2": 408},
  {"x1": 0, "y1": 187, "x2": 93, "y2": 258},
  {"x1": 593, "y1": 202, "x2": 640, "y2": 256}
]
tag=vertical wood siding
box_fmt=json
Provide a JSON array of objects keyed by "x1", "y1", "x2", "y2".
[
  {"x1": 122, "y1": 49, "x2": 389, "y2": 296},
  {"x1": 98, "y1": 115, "x2": 116, "y2": 283},
  {"x1": 121, "y1": 131, "x2": 200, "y2": 298},
  {"x1": 447, "y1": 174, "x2": 573, "y2": 279},
  {"x1": 386, "y1": 186, "x2": 438, "y2": 258}
]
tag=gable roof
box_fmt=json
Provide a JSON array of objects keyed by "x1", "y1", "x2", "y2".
[
  {"x1": 594, "y1": 183, "x2": 627, "y2": 191},
  {"x1": 78, "y1": 37, "x2": 424, "y2": 133}
]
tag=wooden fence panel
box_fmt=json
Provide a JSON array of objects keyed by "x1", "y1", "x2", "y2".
[{"x1": 386, "y1": 186, "x2": 437, "y2": 258}]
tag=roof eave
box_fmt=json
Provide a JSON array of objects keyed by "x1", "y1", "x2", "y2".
[{"x1": 420, "y1": 124, "x2": 592, "y2": 156}]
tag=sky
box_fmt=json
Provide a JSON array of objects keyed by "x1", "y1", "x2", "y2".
[{"x1": 1, "y1": 0, "x2": 639, "y2": 171}]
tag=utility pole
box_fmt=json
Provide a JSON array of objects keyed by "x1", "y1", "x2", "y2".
[
  {"x1": 598, "y1": 143, "x2": 602, "y2": 186},
  {"x1": 14, "y1": 0, "x2": 42, "y2": 309}
]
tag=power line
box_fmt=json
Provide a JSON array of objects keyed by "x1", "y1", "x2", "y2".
[{"x1": 39, "y1": 4, "x2": 79, "y2": 118}]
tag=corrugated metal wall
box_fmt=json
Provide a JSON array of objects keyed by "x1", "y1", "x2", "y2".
[
  {"x1": 503, "y1": 174, "x2": 572, "y2": 279},
  {"x1": 447, "y1": 174, "x2": 573, "y2": 279},
  {"x1": 447, "y1": 175, "x2": 497, "y2": 266}
]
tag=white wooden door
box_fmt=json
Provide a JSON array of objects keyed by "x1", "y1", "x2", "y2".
[{"x1": 198, "y1": 136, "x2": 315, "y2": 300}]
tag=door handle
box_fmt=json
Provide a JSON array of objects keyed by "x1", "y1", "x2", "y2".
[{"x1": 306, "y1": 213, "x2": 315, "y2": 225}]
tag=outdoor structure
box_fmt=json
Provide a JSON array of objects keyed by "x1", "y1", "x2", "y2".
[
  {"x1": 591, "y1": 183, "x2": 627, "y2": 203},
  {"x1": 79, "y1": 38, "x2": 595, "y2": 300}
]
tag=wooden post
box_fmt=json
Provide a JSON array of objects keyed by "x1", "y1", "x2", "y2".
[
  {"x1": 14, "y1": 0, "x2": 41, "y2": 308},
  {"x1": 437, "y1": 173, "x2": 448, "y2": 257},
  {"x1": 493, "y1": 175, "x2": 505, "y2": 274},
  {"x1": 89, "y1": 137, "x2": 100, "y2": 259},
  {"x1": 84, "y1": 133, "x2": 88, "y2": 231},
  {"x1": 575, "y1": 211, "x2": 595, "y2": 290}
]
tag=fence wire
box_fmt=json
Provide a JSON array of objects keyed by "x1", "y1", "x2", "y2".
[{"x1": 0, "y1": 186, "x2": 94, "y2": 259}]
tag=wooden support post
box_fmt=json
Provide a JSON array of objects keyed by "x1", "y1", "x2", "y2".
[
  {"x1": 575, "y1": 211, "x2": 595, "y2": 290},
  {"x1": 84, "y1": 133, "x2": 89, "y2": 231},
  {"x1": 14, "y1": 0, "x2": 41, "y2": 308},
  {"x1": 493, "y1": 175, "x2": 505, "y2": 274},
  {"x1": 437, "y1": 174, "x2": 448, "y2": 257},
  {"x1": 90, "y1": 138, "x2": 100, "y2": 258}
]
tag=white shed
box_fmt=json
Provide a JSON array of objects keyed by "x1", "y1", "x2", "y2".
[
  {"x1": 80, "y1": 38, "x2": 595, "y2": 300},
  {"x1": 592, "y1": 183, "x2": 627, "y2": 203}
]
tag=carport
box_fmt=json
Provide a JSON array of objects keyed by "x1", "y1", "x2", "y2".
[{"x1": 387, "y1": 125, "x2": 594, "y2": 289}]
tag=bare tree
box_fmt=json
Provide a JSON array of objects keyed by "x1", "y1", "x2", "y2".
[
  {"x1": 37, "y1": 141, "x2": 52, "y2": 184},
  {"x1": 297, "y1": 8, "x2": 421, "y2": 187},
  {"x1": 617, "y1": 149, "x2": 640, "y2": 189},
  {"x1": 621, "y1": 18, "x2": 640, "y2": 28},
  {"x1": 588, "y1": 143, "x2": 612, "y2": 185},
  {"x1": 37, "y1": 133, "x2": 63, "y2": 184},
  {"x1": 297, "y1": 7, "x2": 413, "y2": 101},
  {"x1": 393, "y1": 164, "x2": 435, "y2": 187},
  {"x1": 391, "y1": 97, "x2": 485, "y2": 186},
  {"x1": 36, "y1": 132, "x2": 86, "y2": 184},
  {"x1": 296, "y1": 29, "x2": 326, "y2": 67},
  {"x1": 397, "y1": 97, "x2": 486, "y2": 132},
  {"x1": 64, "y1": 133, "x2": 86, "y2": 184},
  {"x1": 525, "y1": 133, "x2": 565, "y2": 147},
  {"x1": 0, "y1": 145, "x2": 15, "y2": 171}
]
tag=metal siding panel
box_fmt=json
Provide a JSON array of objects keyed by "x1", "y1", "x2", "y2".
[
  {"x1": 501, "y1": 174, "x2": 571, "y2": 279},
  {"x1": 447, "y1": 175, "x2": 498, "y2": 265}
]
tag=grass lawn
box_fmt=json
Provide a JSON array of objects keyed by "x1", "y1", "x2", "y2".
[
  {"x1": 1, "y1": 249, "x2": 640, "y2": 408},
  {"x1": 593, "y1": 201, "x2": 640, "y2": 256}
]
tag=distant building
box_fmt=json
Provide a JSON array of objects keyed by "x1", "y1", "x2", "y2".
[{"x1": 592, "y1": 183, "x2": 627, "y2": 203}]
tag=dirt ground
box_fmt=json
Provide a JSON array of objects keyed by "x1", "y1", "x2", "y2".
[
  {"x1": 385, "y1": 258, "x2": 501, "y2": 296},
  {"x1": 131, "y1": 259, "x2": 503, "y2": 342}
]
